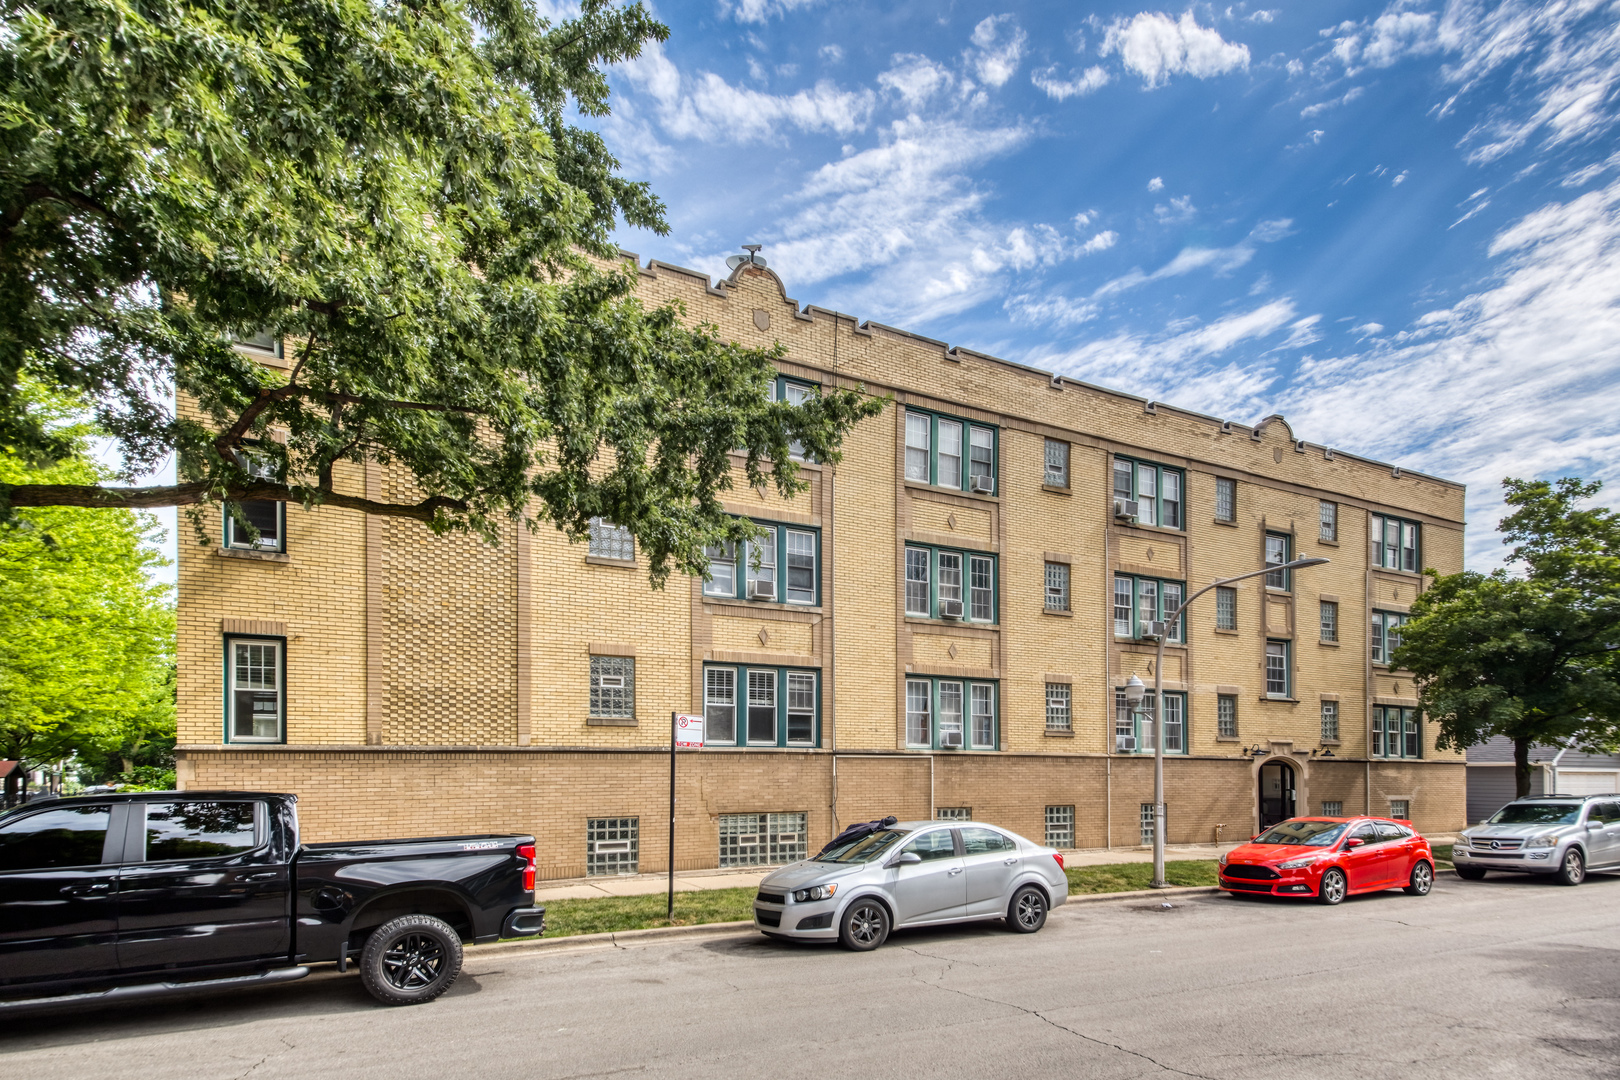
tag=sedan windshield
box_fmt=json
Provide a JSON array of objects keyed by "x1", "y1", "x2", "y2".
[
  {"x1": 816, "y1": 829, "x2": 910, "y2": 863},
  {"x1": 1487, "y1": 803, "x2": 1581, "y2": 825},
  {"x1": 1254, "y1": 820, "x2": 1348, "y2": 847}
]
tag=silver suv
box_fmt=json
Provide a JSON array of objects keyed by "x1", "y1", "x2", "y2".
[{"x1": 1455, "y1": 794, "x2": 1620, "y2": 885}]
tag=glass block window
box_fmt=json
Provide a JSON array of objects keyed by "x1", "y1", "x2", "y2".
[
  {"x1": 1045, "y1": 684, "x2": 1072, "y2": 732},
  {"x1": 1044, "y1": 562, "x2": 1070, "y2": 611},
  {"x1": 1045, "y1": 805, "x2": 1074, "y2": 848},
  {"x1": 1044, "y1": 439, "x2": 1069, "y2": 487},
  {"x1": 936, "y1": 807, "x2": 972, "y2": 821},
  {"x1": 1320, "y1": 601, "x2": 1339, "y2": 642},
  {"x1": 589, "y1": 656, "x2": 635, "y2": 718},
  {"x1": 1321, "y1": 701, "x2": 1340, "y2": 742},
  {"x1": 588, "y1": 518, "x2": 634, "y2": 561},
  {"x1": 1216, "y1": 586, "x2": 1237, "y2": 631},
  {"x1": 1215, "y1": 477, "x2": 1236, "y2": 523},
  {"x1": 586, "y1": 817, "x2": 638, "y2": 876},
  {"x1": 1321, "y1": 801, "x2": 1344, "y2": 817},
  {"x1": 718, "y1": 812, "x2": 807, "y2": 868},
  {"x1": 1319, "y1": 501, "x2": 1338, "y2": 542},
  {"x1": 1390, "y1": 799, "x2": 1411, "y2": 820},
  {"x1": 1140, "y1": 803, "x2": 1157, "y2": 845},
  {"x1": 1217, "y1": 694, "x2": 1237, "y2": 738}
]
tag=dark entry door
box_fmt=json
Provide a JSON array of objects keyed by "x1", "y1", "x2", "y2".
[{"x1": 1259, "y1": 762, "x2": 1296, "y2": 829}]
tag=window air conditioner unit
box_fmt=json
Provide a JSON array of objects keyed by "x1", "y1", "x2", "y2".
[
  {"x1": 747, "y1": 579, "x2": 777, "y2": 600},
  {"x1": 938, "y1": 598, "x2": 965, "y2": 619},
  {"x1": 1114, "y1": 498, "x2": 1140, "y2": 521},
  {"x1": 970, "y1": 475, "x2": 995, "y2": 494},
  {"x1": 1139, "y1": 621, "x2": 1167, "y2": 641},
  {"x1": 1116, "y1": 735, "x2": 1137, "y2": 752},
  {"x1": 940, "y1": 730, "x2": 963, "y2": 749}
]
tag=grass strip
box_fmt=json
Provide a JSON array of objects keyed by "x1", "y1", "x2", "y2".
[{"x1": 1065, "y1": 859, "x2": 1219, "y2": 894}]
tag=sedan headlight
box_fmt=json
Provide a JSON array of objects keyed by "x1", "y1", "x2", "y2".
[
  {"x1": 792, "y1": 884, "x2": 837, "y2": 902},
  {"x1": 1277, "y1": 857, "x2": 1319, "y2": 871},
  {"x1": 1526, "y1": 834, "x2": 1558, "y2": 849}
]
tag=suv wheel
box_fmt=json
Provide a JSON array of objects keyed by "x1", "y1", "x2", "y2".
[
  {"x1": 1555, "y1": 848, "x2": 1585, "y2": 886},
  {"x1": 359, "y1": 914, "x2": 463, "y2": 1005},
  {"x1": 1455, "y1": 866, "x2": 1486, "y2": 881},
  {"x1": 1403, "y1": 860, "x2": 1433, "y2": 896},
  {"x1": 839, "y1": 898, "x2": 890, "y2": 951}
]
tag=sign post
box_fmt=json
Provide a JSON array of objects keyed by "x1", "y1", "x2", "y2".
[{"x1": 669, "y1": 713, "x2": 704, "y2": 920}]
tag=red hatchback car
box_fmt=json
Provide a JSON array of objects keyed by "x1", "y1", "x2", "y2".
[{"x1": 1219, "y1": 817, "x2": 1435, "y2": 904}]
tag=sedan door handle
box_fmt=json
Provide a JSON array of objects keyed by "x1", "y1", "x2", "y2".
[
  {"x1": 243, "y1": 872, "x2": 279, "y2": 882},
  {"x1": 947, "y1": 867, "x2": 963, "y2": 876},
  {"x1": 1003, "y1": 858, "x2": 1019, "y2": 865}
]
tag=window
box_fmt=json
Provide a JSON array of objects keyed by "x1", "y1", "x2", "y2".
[
  {"x1": 718, "y1": 812, "x2": 807, "y2": 868},
  {"x1": 587, "y1": 518, "x2": 634, "y2": 561},
  {"x1": 1373, "y1": 706, "x2": 1421, "y2": 759},
  {"x1": 774, "y1": 377, "x2": 816, "y2": 458},
  {"x1": 705, "y1": 522, "x2": 819, "y2": 605},
  {"x1": 1140, "y1": 803, "x2": 1158, "y2": 845},
  {"x1": 702, "y1": 666, "x2": 819, "y2": 747},
  {"x1": 905, "y1": 677, "x2": 998, "y2": 750},
  {"x1": 1372, "y1": 514, "x2": 1421, "y2": 572},
  {"x1": 1321, "y1": 701, "x2": 1340, "y2": 742},
  {"x1": 1321, "y1": 801, "x2": 1344, "y2": 817},
  {"x1": 1319, "y1": 501, "x2": 1338, "y2": 542},
  {"x1": 587, "y1": 817, "x2": 639, "y2": 876},
  {"x1": 1114, "y1": 575, "x2": 1185, "y2": 641},
  {"x1": 936, "y1": 807, "x2": 972, "y2": 821},
  {"x1": 1265, "y1": 641, "x2": 1290, "y2": 698},
  {"x1": 1215, "y1": 586, "x2": 1237, "y2": 631},
  {"x1": 1217, "y1": 695, "x2": 1238, "y2": 738},
  {"x1": 1045, "y1": 684, "x2": 1072, "y2": 732},
  {"x1": 1389, "y1": 799, "x2": 1411, "y2": 820},
  {"x1": 590, "y1": 656, "x2": 635, "y2": 719},
  {"x1": 1044, "y1": 562, "x2": 1070, "y2": 612},
  {"x1": 1320, "y1": 601, "x2": 1339, "y2": 642},
  {"x1": 144, "y1": 802, "x2": 258, "y2": 860},
  {"x1": 224, "y1": 500, "x2": 283, "y2": 552},
  {"x1": 1045, "y1": 805, "x2": 1075, "y2": 848},
  {"x1": 1265, "y1": 533, "x2": 1291, "y2": 590},
  {"x1": 237, "y1": 330, "x2": 283, "y2": 358},
  {"x1": 1215, "y1": 477, "x2": 1236, "y2": 523},
  {"x1": 904, "y1": 408, "x2": 997, "y2": 492},
  {"x1": 1114, "y1": 456, "x2": 1184, "y2": 529},
  {"x1": 1114, "y1": 690, "x2": 1187, "y2": 754},
  {"x1": 1044, "y1": 439, "x2": 1070, "y2": 487},
  {"x1": 1371, "y1": 610, "x2": 1411, "y2": 665},
  {"x1": 904, "y1": 545, "x2": 996, "y2": 622},
  {"x1": 227, "y1": 637, "x2": 282, "y2": 742},
  {"x1": 0, "y1": 805, "x2": 110, "y2": 870}
]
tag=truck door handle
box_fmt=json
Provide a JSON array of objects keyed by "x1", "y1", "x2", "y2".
[
  {"x1": 62, "y1": 883, "x2": 111, "y2": 896},
  {"x1": 243, "y1": 872, "x2": 278, "y2": 882}
]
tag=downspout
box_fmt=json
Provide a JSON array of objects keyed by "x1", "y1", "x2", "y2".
[{"x1": 1547, "y1": 740, "x2": 1575, "y2": 795}]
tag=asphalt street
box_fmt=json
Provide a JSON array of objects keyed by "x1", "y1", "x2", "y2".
[{"x1": 4, "y1": 872, "x2": 1617, "y2": 1080}]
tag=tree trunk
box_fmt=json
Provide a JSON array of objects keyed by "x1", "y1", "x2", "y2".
[
  {"x1": 121, "y1": 757, "x2": 134, "y2": 775},
  {"x1": 1513, "y1": 736, "x2": 1534, "y2": 799}
]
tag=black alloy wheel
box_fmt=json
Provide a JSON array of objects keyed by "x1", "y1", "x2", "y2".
[
  {"x1": 1008, "y1": 886, "x2": 1048, "y2": 933},
  {"x1": 1404, "y1": 860, "x2": 1434, "y2": 896},
  {"x1": 1316, "y1": 868, "x2": 1348, "y2": 906},
  {"x1": 1555, "y1": 848, "x2": 1586, "y2": 886},
  {"x1": 359, "y1": 914, "x2": 464, "y2": 1005},
  {"x1": 1455, "y1": 866, "x2": 1487, "y2": 880},
  {"x1": 839, "y1": 898, "x2": 891, "y2": 951}
]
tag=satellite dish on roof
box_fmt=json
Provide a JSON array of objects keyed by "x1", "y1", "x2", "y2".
[{"x1": 727, "y1": 245, "x2": 768, "y2": 271}]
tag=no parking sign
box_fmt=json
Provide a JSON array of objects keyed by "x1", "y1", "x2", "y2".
[{"x1": 674, "y1": 712, "x2": 705, "y2": 749}]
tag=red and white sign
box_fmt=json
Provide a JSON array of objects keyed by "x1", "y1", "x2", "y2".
[{"x1": 674, "y1": 713, "x2": 705, "y2": 749}]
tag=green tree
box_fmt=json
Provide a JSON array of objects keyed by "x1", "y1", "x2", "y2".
[
  {"x1": 0, "y1": 0, "x2": 883, "y2": 584},
  {"x1": 0, "y1": 395, "x2": 175, "y2": 802},
  {"x1": 1395, "y1": 478, "x2": 1620, "y2": 798}
]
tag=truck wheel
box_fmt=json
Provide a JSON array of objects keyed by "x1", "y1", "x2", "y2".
[
  {"x1": 1455, "y1": 866, "x2": 1486, "y2": 881},
  {"x1": 1554, "y1": 848, "x2": 1585, "y2": 886},
  {"x1": 359, "y1": 914, "x2": 463, "y2": 1005}
]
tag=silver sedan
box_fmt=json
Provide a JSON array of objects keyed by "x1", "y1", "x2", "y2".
[{"x1": 752, "y1": 821, "x2": 1070, "y2": 950}]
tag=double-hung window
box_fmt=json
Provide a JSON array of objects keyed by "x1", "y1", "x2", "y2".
[
  {"x1": 1113, "y1": 574, "x2": 1184, "y2": 642},
  {"x1": 1113, "y1": 456, "x2": 1183, "y2": 529},
  {"x1": 226, "y1": 637, "x2": 283, "y2": 742},
  {"x1": 1113, "y1": 689, "x2": 1186, "y2": 754},
  {"x1": 905, "y1": 677, "x2": 997, "y2": 750},
  {"x1": 587, "y1": 518, "x2": 634, "y2": 561},
  {"x1": 1215, "y1": 586, "x2": 1237, "y2": 631},
  {"x1": 1265, "y1": 641, "x2": 1291, "y2": 698},
  {"x1": 1264, "y1": 533, "x2": 1291, "y2": 590},
  {"x1": 1370, "y1": 610, "x2": 1410, "y2": 665},
  {"x1": 773, "y1": 376, "x2": 817, "y2": 459},
  {"x1": 1372, "y1": 514, "x2": 1421, "y2": 572},
  {"x1": 224, "y1": 447, "x2": 284, "y2": 553},
  {"x1": 1044, "y1": 439, "x2": 1069, "y2": 487},
  {"x1": 1372, "y1": 706, "x2": 1420, "y2": 758},
  {"x1": 236, "y1": 330, "x2": 283, "y2": 359},
  {"x1": 703, "y1": 665, "x2": 819, "y2": 747},
  {"x1": 1319, "y1": 501, "x2": 1338, "y2": 542},
  {"x1": 905, "y1": 545, "x2": 995, "y2": 622},
  {"x1": 904, "y1": 408, "x2": 997, "y2": 493},
  {"x1": 1215, "y1": 477, "x2": 1237, "y2": 523},
  {"x1": 1044, "y1": 562, "x2": 1070, "y2": 612},
  {"x1": 704, "y1": 522, "x2": 819, "y2": 605}
]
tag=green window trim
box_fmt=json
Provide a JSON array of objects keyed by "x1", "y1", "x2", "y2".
[
  {"x1": 1112, "y1": 574, "x2": 1185, "y2": 641},
  {"x1": 702, "y1": 664, "x2": 821, "y2": 748},
  {"x1": 1112, "y1": 455, "x2": 1185, "y2": 530},
  {"x1": 1370, "y1": 610, "x2": 1410, "y2": 666},
  {"x1": 905, "y1": 676, "x2": 999, "y2": 750},
  {"x1": 904, "y1": 407, "x2": 999, "y2": 494},
  {"x1": 222, "y1": 634, "x2": 286, "y2": 744},
  {"x1": 904, "y1": 544, "x2": 997, "y2": 623},
  {"x1": 1112, "y1": 689, "x2": 1188, "y2": 754},
  {"x1": 773, "y1": 376, "x2": 819, "y2": 460},
  {"x1": 1372, "y1": 705, "x2": 1421, "y2": 759},
  {"x1": 703, "y1": 519, "x2": 821, "y2": 606}
]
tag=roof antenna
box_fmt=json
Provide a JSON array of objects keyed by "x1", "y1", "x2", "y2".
[{"x1": 726, "y1": 244, "x2": 769, "y2": 271}]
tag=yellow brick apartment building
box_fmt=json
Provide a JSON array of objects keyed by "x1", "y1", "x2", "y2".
[{"x1": 175, "y1": 256, "x2": 1467, "y2": 880}]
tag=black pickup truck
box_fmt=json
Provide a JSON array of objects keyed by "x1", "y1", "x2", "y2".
[{"x1": 0, "y1": 791, "x2": 544, "y2": 1008}]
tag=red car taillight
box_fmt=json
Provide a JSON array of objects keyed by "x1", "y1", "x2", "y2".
[
  {"x1": 1052, "y1": 852, "x2": 1065, "y2": 871},
  {"x1": 517, "y1": 843, "x2": 536, "y2": 892}
]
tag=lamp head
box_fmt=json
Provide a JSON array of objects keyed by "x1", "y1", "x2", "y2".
[
  {"x1": 1123, "y1": 673, "x2": 1146, "y2": 705},
  {"x1": 1283, "y1": 556, "x2": 1330, "y2": 570}
]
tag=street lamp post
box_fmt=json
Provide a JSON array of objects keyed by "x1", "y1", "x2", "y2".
[{"x1": 1133, "y1": 555, "x2": 1330, "y2": 889}]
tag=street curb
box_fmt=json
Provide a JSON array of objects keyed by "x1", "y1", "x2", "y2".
[
  {"x1": 468, "y1": 920, "x2": 757, "y2": 956},
  {"x1": 1062, "y1": 885, "x2": 1221, "y2": 905}
]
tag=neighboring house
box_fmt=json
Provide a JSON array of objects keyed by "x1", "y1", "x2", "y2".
[
  {"x1": 1467, "y1": 736, "x2": 1620, "y2": 823},
  {"x1": 174, "y1": 253, "x2": 1468, "y2": 881}
]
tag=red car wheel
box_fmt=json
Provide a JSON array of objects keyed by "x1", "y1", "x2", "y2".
[{"x1": 1316, "y1": 868, "x2": 1347, "y2": 905}]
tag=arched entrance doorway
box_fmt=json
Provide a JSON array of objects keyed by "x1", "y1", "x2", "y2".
[{"x1": 1259, "y1": 760, "x2": 1296, "y2": 829}]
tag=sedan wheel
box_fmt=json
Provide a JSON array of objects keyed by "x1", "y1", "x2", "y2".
[
  {"x1": 1316, "y1": 868, "x2": 1348, "y2": 906},
  {"x1": 839, "y1": 899, "x2": 890, "y2": 951},
  {"x1": 1403, "y1": 860, "x2": 1433, "y2": 896},
  {"x1": 1555, "y1": 848, "x2": 1585, "y2": 886},
  {"x1": 1008, "y1": 886, "x2": 1048, "y2": 933}
]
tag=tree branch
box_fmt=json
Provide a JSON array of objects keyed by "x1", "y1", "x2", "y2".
[
  {"x1": 2, "y1": 482, "x2": 468, "y2": 522},
  {"x1": 1, "y1": 182, "x2": 124, "y2": 250}
]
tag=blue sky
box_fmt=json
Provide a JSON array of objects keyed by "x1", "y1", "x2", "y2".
[{"x1": 588, "y1": 0, "x2": 1620, "y2": 568}]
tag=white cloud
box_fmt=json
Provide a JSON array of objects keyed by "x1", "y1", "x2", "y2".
[
  {"x1": 1031, "y1": 64, "x2": 1112, "y2": 100},
  {"x1": 1249, "y1": 218, "x2": 1294, "y2": 242},
  {"x1": 877, "y1": 54, "x2": 954, "y2": 107},
  {"x1": 1147, "y1": 176, "x2": 1165, "y2": 192},
  {"x1": 1286, "y1": 57, "x2": 1305, "y2": 77},
  {"x1": 966, "y1": 14, "x2": 1028, "y2": 88},
  {"x1": 820, "y1": 44, "x2": 844, "y2": 63},
  {"x1": 1391, "y1": 169, "x2": 1409, "y2": 186},
  {"x1": 722, "y1": 0, "x2": 824, "y2": 24},
  {"x1": 1154, "y1": 195, "x2": 1197, "y2": 223},
  {"x1": 1300, "y1": 85, "x2": 1364, "y2": 119},
  {"x1": 1073, "y1": 210, "x2": 1097, "y2": 230},
  {"x1": 1101, "y1": 11, "x2": 1251, "y2": 88},
  {"x1": 1081, "y1": 230, "x2": 1119, "y2": 254},
  {"x1": 1352, "y1": 321, "x2": 1385, "y2": 337},
  {"x1": 1326, "y1": 10, "x2": 1440, "y2": 74},
  {"x1": 1249, "y1": 10, "x2": 1278, "y2": 24}
]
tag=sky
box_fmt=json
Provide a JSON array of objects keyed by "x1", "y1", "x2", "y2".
[{"x1": 587, "y1": 0, "x2": 1620, "y2": 570}]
